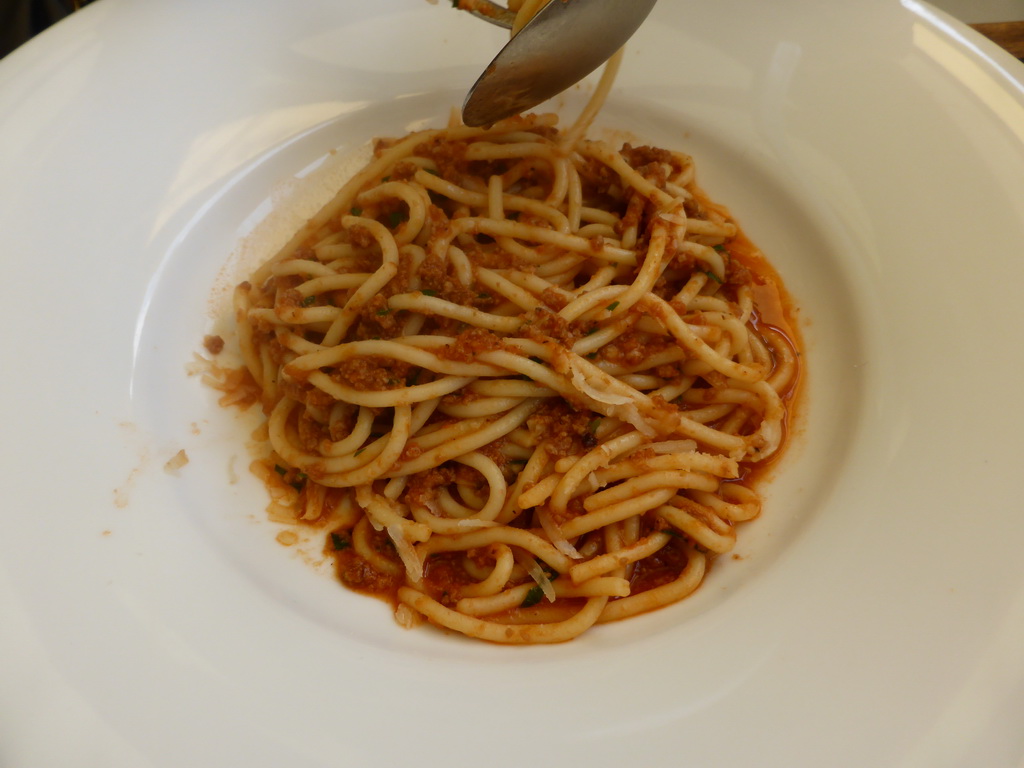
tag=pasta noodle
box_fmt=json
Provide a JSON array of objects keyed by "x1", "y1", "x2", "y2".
[{"x1": 208, "y1": 5, "x2": 801, "y2": 644}]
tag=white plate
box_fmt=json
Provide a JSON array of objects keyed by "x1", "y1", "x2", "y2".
[{"x1": 3, "y1": 1, "x2": 1024, "y2": 766}]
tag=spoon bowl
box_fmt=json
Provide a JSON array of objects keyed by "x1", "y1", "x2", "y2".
[{"x1": 462, "y1": 0, "x2": 659, "y2": 127}]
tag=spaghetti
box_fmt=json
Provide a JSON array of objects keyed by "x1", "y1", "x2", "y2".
[{"x1": 212, "y1": 8, "x2": 800, "y2": 644}]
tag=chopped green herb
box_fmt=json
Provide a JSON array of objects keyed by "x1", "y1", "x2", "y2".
[
  {"x1": 295, "y1": 472, "x2": 307, "y2": 482},
  {"x1": 713, "y1": 244, "x2": 726, "y2": 253},
  {"x1": 529, "y1": 356, "x2": 543, "y2": 364},
  {"x1": 330, "y1": 532, "x2": 351, "y2": 551},
  {"x1": 388, "y1": 210, "x2": 406, "y2": 228},
  {"x1": 354, "y1": 447, "x2": 366, "y2": 457},
  {"x1": 586, "y1": 351, "x2": 598, "y2": 360},
  {"x1": 349, "y1": 206, "x2": 363, "y2": 216},
  {"x1": 521, "y1": 585, "x2": 544, "y2": 608},
  {"x1": 541, "y1": 563, "x2": 560, "y2": 579},
  {"x1": 274, "y1": 464, "x2": 287, "y2": 475},
  {"x1": 606, "y1": 301, "x2": 620, "y2": 311},
  {"x1": 376, "y1": 307, "x2": 391, "y2": 316},
  {"x1": 587, "y1": 417, "x2": 602, "y2": 433},
  {"x1": 421, "y1": 289, "x2": 439, "y2": 297},
  {"x1": 289, "y1": 480, "x2": 304, "y2": 492},
  {"x1": 426, "y1": 168, "x2": 441, "y2": 176},
  {"x1": 704, "y1": 270, "x2": 723, "y2": 284},
  {"x1": 662, "y1": 529, "x2": 685, "y2": 539},
  {"x1": 477, "y1": 292, "x2": 491, "y2": 299},
  {"x1": 301, "y1": 295, "x2": 316, "y2": 307},
  {"x1": 584, "y1": 326, "x2": 598, "y2": 336}
]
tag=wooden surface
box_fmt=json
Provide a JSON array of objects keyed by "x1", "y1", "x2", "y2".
[{"x1": 970, "y1": 21, "x2": 1024, "y2": 60}]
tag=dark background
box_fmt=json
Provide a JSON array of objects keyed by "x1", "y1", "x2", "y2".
[{"x1": 1, "y1": 0, "x2": 95, "y2": 59}]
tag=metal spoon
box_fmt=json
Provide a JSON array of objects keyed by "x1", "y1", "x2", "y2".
[{"x1": 461, "y1": 0, "x2": 659, "y2": 127}]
